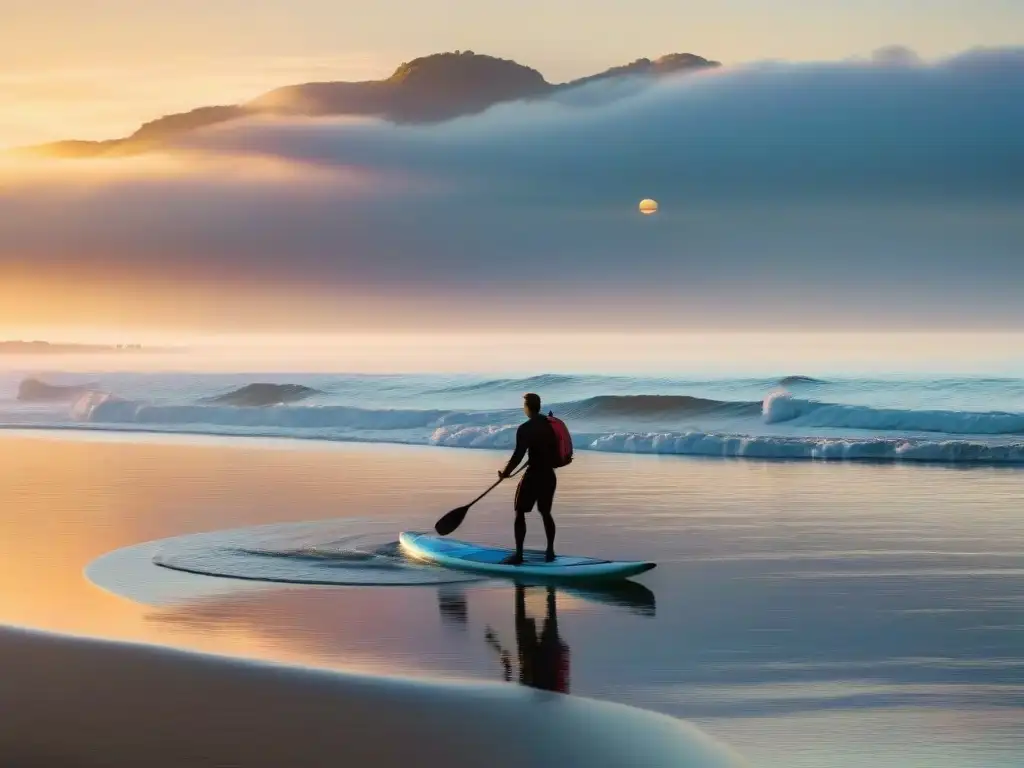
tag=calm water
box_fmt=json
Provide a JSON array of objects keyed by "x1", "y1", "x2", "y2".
[{"x1": 1, "y1": 432, "x2": 1022, "y2": 767}]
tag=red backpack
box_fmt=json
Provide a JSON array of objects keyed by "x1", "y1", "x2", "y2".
[{"x1": 547, "y1": 411, "x2": 573, "y2": 468}]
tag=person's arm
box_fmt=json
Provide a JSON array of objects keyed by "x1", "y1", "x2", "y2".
[{"x1": 501, "y1": 423, "x2": 527, "y2": 477}]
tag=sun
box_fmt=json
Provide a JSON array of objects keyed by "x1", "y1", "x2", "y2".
[{"x1": 638, "y1": 198, "x2": 658, "y2": 215}]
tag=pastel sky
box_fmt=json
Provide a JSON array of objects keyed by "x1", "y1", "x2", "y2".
[
  {"x1": 1, "y1": 2, "x2": 1022, "y2": 338},
  {"x1": 4, "y1": 0, "x2": 1024, "y2": 147}
]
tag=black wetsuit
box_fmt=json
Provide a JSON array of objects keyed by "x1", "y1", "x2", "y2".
[{"x1": 503, "y1": 414, "x2": 559, "y2": 514}]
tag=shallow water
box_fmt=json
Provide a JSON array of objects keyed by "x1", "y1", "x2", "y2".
[{"x1": 2, "y1": 431, "x2": 1023, "y2": 767}]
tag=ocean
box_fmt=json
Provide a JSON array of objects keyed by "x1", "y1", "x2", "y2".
[
  {"x1": 3, "y1": 345, "x2": 1024, "y2": 765},
  {"x1": 5, "y1": 369, "x2": 1024, "y2": 464}
]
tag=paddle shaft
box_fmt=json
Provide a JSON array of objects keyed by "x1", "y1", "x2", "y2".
[
  {"x1": 468, "y1": 463, "x2": 526, "y2": 508},
  {"x1": 434, "y1": 464, "x2": 529, "y2": 535}
]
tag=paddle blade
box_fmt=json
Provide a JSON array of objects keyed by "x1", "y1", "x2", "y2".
[{"x1": 434, "y1": 505, "x2": 469, "y2": 536}]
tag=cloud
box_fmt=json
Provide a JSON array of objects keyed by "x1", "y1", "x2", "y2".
[{"x1": 1, "y1": 47, "x2": 1023, "y2": 332}]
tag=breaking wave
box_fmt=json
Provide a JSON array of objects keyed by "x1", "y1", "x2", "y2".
[
  {"x1": 71, "y1": 389, "x2": 1024, "y2": 438},
  {"x1": 430, "y1": 425, "x2": 1024, "y2": 464},
  {"x1": 68, "y1": 392, "x2": 759, "y2": 430},
  {"x1": 763, "y1": 391, "x2": 1024, "y2": 435},
  {"x1": 4, "y1": 371, "x2": 1024, "y2": 466},
  {"x1": 71, "y1": 391, "x2": 495, "y2": 431}
]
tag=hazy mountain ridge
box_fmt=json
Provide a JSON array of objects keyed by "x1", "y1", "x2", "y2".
[{"x1": 21, "y1": 50, "x2": 719, "y2": 157}]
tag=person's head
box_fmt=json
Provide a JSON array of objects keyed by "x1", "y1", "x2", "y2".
[{"x1": 523, "y1": 392, "x2": 541, "y2": 417}]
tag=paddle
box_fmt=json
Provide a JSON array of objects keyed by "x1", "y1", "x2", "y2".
[{"x1": 434, "y1": 464, "x2": 527, "y2": 536}]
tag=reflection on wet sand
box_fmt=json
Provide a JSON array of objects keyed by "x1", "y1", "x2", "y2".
[
  {"x1": 438, "y1": 580, "x2": 656, "y2": 693},
  {"x1": 486, "y1": 586, "x2": 571, "y2": 693},
  {"x1": 438, "y1": 589, "x2": 470, "y2": 627}
]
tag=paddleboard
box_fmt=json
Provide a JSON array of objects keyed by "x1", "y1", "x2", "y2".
[{"x1": 399, "y1": 532, "x2": 656, "y2": 583}]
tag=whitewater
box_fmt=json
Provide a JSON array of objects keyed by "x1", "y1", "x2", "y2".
[{"x1": 5, "y1": 370, "x2": 1024, "y2": 464}]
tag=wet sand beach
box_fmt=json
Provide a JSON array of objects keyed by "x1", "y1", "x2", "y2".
[{"x1": 1, "y1": 431, "x2": 1022, "y2": 766}]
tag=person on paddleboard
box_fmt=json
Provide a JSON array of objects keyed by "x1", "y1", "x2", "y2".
[{"x1": 498, "y1": 392, "x2": 573, "y2": 565}]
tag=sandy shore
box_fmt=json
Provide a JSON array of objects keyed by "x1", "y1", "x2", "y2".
[
  {"x1": 2, "y1": 430, "x2": 1022, "y2": 766},
  {"x1": 0, "y1": 625, "x2": 744, "y2": 767},
  {"x1": 0, "y1": 432, "x2": 747, "y2": 766}
]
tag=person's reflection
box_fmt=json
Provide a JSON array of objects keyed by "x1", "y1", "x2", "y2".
[
  {"x1": 485, "y1": 585, "x2": 570, "y2": 693},
  {"x1": 437, "y1": 588, "x2": 469, "y2": 628}
]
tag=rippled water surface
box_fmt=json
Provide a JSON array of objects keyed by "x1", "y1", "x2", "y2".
[{"x1": 2, "y1": 431, "x2": 1022, "y2": 767}]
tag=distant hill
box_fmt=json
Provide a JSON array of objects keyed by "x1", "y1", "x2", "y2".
[
  {"x1": 564, "y1": 53, "x2": 720, "y2": 88},
  {"x1": 21, "y1": 50, "x2": 720, "y2": 158},
  {"x1": 248, "y1": 50, "x2": 550, "y2": 121}
]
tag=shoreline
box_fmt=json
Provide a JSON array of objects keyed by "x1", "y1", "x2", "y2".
[
  {"x1": 0, "y1": 623, "x2": 745, "y2": 767},
  {"x1": 4, "y1": 423, "x2": 1024, "y2": 469},
  {"x1": 0, "y1": 424, "x2": 454, "y2": 454}
]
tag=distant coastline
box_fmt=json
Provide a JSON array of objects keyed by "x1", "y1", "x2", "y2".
[{"x1": 0, "y1": 341, "x2": 180, "y2": 354}]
